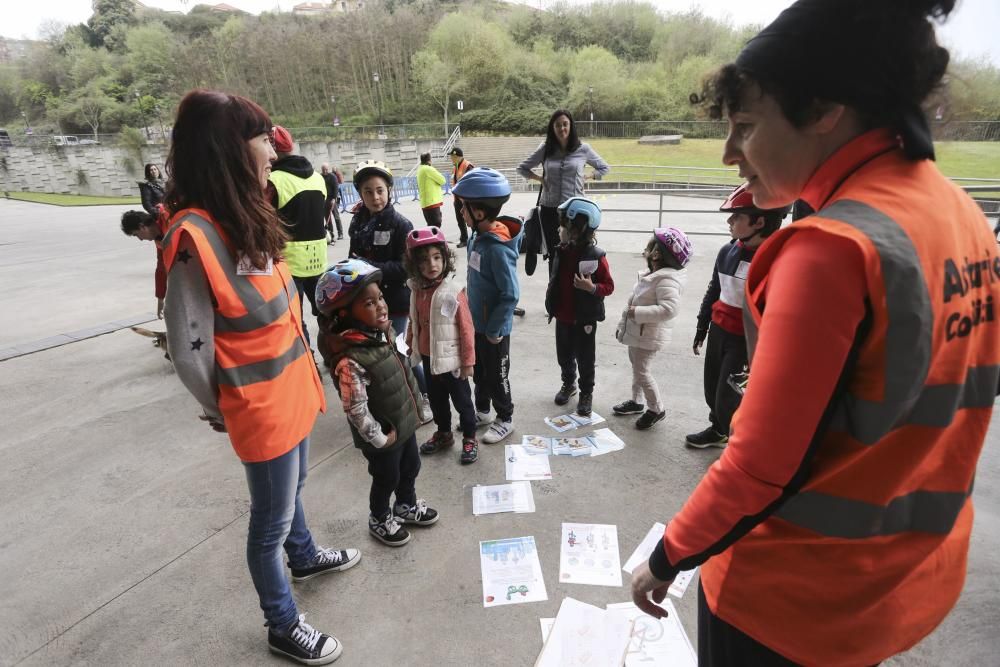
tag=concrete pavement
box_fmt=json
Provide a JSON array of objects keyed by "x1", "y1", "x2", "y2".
[{"x1": 1, "y1": 194, "x2": 998, "y2": 666}]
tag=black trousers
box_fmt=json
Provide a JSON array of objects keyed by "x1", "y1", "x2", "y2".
[
  {"x1": 555, "y1": 320, "x2": 597, "y2": 394},
  {"x1": 698, "y1": 582, "x2": 801, "y2": 667},
  {"x1": 360, "y1": 433, "x2": 420, "y2": 519},
  {"x1": 421, "y1": 206, "x2": 443, "y2": 227},
  {"x1": 704, "y1": 324, "x2": 747, "y2": 434},
  {"x1": 452, "y1": 200, "x2": 469, "y2": 243},
  {"x1": 422, "y1": 355, "x2": 476, "y2": 437},
  {"x1": 324, "y1": 200, "x2": 343, "y2": 239},
  {"x1": 473, "y1": 333, "x2": 513, "y2": 422},
  {"x1": 292, "y1": 274, "x2": 320, "y2": 346},
  {"x1": 539, "y1": 205, "x2": 561, "y2": 272}
]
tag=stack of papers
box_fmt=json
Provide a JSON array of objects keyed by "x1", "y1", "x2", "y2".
[
  {"x1": 479, "y1": 536, "x2": 548, "y2": 608},
  {"x1": 520, "y1": 428, "x2": 626, "y2": 458},
  {"x1": 540, "y1": 600, "x2": 697, "y2": 667},
  {"x1": 559, "y1": 522, "x2": 623, "y2": 587},
  {"x1": 535, "y1": 597, "x2": 634, "y2": 667},
  {"x1": 505, "y1": 445, "x2": 553, "y2": 481},
  {"x1": 472, "y1": 481, "x2": 536, "y2": 515},
  {"x1": 544, "y1": 411, "x2": 607, "y2": 432},
  {"x1": 622, "y1": 523, "x2": 697, "y2": 599}
]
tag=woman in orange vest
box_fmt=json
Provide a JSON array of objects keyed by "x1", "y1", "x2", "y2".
[
  {"x1": 631, "y1": 1, "x2": 1000, "y2": 665},
  {"x1": 161, "y1": 90, "x2": 360, "y2": 666}
]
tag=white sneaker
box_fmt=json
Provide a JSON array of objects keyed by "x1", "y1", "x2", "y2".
[
  {"x1": 419, "y1": 394, "x2": 433, "y2": 425},
  {"x1": 475, "y1": 410, "x2": 493, "y2": 427},
  {"x1": 482, "y1": 420, "x2": 514, "y2": 444}
]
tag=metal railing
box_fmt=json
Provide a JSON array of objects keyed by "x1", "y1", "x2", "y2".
[{"x1": 287, "y1": 123, "x2": 457, "y2": 142}]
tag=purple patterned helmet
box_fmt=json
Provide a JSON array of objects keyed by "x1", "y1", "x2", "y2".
[{"x1": 654, "y1": 227, "x2": 693, "y2": 268}]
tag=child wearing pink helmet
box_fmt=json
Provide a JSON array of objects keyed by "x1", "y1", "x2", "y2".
[
  {"x1": 613, "y1": 227, "x2": 692, "y2": 430},
  {"x1": 403, "y1": 227, "x2": 479, "y2": 464}
]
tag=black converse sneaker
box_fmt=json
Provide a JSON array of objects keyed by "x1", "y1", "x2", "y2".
[
  {"x1": 289, "y1": 547, "x2": 362, "y2": 582},
  {"x1": 612, "y1": 399, "x2": 645, "y2": 415},
  {"x1": 393, "y1": 499, "x2": 440, "y2": 526},
  {"x1": 368, "y1": 513, "x2": 411, "y2": 546},
  {"x1": 268, "y1": 615, "x2": 342, "y2": 665}
]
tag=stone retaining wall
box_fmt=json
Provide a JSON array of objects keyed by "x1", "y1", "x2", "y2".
[{"x1": 0, "y1": 138, "x2": 443, "y2": 197}]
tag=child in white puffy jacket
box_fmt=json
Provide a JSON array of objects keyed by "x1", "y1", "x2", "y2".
[{"x1": 613, "y1": 227, "x2": 693, "y2": 430}]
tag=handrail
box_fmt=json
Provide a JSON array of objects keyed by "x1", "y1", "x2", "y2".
[{"x1": 441, "y1": 125, "x2": 462, "y2": 157}]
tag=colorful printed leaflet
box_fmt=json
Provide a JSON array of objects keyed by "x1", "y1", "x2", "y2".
[
  {"x1": 535, "y1": 597, "x2": 634, "y2": 667},
  {"x1": 505, "y1": 444, "x2": 553, "y2": 481},
  {"x1": 523, "y1": 428, "x2": 625, "y2": 458},
  {"x1": 544, "y1": 411, "x2": 606, "y2": 432},
  {"x1": 472, "y1": 481, "x2": 536, "y2": 515},
  {"x1": 559, "y1": 523, "x2": 623, "y2": 587},
  {"x1": 622, "y1": 522, "x2": 697, "y2": 598},
  {"x1": 480, "y1": 536, "x2": 548, "y2": 608}
]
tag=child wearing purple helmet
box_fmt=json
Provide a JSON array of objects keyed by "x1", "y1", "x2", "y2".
[{"x1": 613, "y1": 227, "x2": 692, "y2": 430}]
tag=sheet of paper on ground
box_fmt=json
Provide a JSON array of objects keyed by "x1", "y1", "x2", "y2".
[
  {"x1": 535, "y1": 597, "x2": 633, "y2": 667},
  {"x1": 607, "y1": 600, "x2": 697, "y2": 667},
  {"x1": 544, "y1": 411, "x2": 607, "y2": 432},
  {"x1": 505, "y1": 445, "x2": 553, "y2": 481},
  {"x1": 622, "y1": 522, "x2": 697, "y2": 598},
  {"x1": 480, "y1": 536, "x2": 548, "y2": 608},
  {"x1": 559, "y1": 522, "x2": 623, "y2": 587},
  {"x1": 472, "y1": 481, "x2": 536, "y2": 515}
]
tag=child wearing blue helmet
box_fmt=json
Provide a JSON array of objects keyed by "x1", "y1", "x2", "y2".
[
  {"x1": 544, "y1": 197, "x2": 614, "y2": 417},
  {"x1": 451, "y1": 167, "x2": 523, "y2": 444}
]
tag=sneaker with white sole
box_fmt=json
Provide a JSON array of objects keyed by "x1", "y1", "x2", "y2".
[
  {"x1": 418, "y1": 394, "x2": 434, "y2": 425},
  {"x1": 393, "y1": 499, "x2": 439, "y2": 526},
  {"x1": 475, "y1": 410, "x2": 493, "y2": 427},
  {"x1": 685, "y1": 426, "x2": 728, "y2": 449},
  {"x1": 289, "y1": 547, "x2": 361, "y2": 582},
  {"x1": 482, "y1": 419, "x2": 514, "y2": 444},
  {"x1": 368, "y1": 513, "x2": 411, "y2": 547},
  {"x1": 268, "y1": 614, "x2": 342, "y2": 665}
]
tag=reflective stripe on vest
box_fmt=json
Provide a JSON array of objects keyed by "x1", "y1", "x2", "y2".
[
  {"x1": 743, "y1": 198, "x2": 999, "y2": 540},
  {"x1": 217, "y1": 336, "x2": 309, "y2": 387}
]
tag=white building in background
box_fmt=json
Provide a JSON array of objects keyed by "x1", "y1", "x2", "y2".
[{"x1": 292, "y1": 0, "x2": 365, "y2": 15}]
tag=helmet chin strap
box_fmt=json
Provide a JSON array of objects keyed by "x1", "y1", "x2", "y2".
[{"x1": 737, "y1": 229, "x2": 761, "y2": 243}]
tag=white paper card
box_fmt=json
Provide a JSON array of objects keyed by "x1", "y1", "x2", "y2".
[
  {"x1": 236, "y1": 254, "x2": 273, "y2": 275},
  {"x1": 521, "y1": 435, "x2": 553, "y2": 454},
  {"x1": 606, "y1": 600, "x2": 697, "y2": 667},
  {"x1": 480, "y1": 536, "x2": 547, "y2": 608},
  {"x1": 472, "y1": 482, "x2": 536, "y2": 515},
  {"x1": 552, "y1": 437, "x2": 593, "y2": 457},
  {"x1": 505, "y1": 445, "x2": 553, "y2": 481},
  {"x1": 373, "y1": 230, "x2": 392, "y2": 245},
  {"x1": 439, "y1": 293, "x2": 459, "y2": 319},
  {"x1": 543, "y1": 414, "x2": 577, "y2": 432},
  {"x1": 539, "y1": 617, "x2": 555, "y2": 643},
  {"x1": 535, "y1": 597, "x2": 634, "y2": 667},
  {"x1": 578, "y1": 259, "x2": 599, "y2": 276},
  {"x1": 622, "y1": 523, "x2": 698, "y2": 599},
  {"x1": 468, "y1": 250, "x2": 482, "y2": 272},
  {"x1": 569, "y1": 411, "x2": 606, "y2": 427},
  {"x1": 589, "y1": 428, "x2": 626, "y2": 457},
  {"x1": 559, "y1": 523, "x2": 623, "y2": 587}
]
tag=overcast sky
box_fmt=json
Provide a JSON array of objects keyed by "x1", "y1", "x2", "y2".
[{"x1": 4, "y1": 0, "x2": 998, "y2": 67}]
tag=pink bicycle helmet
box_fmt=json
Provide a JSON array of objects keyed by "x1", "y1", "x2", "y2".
[
  {"x1": 654, "y1": 227, "x2": 693, "y2": 268},
  {"x1": 405, "y1": 226, "x2": 447, "y2": 255}
]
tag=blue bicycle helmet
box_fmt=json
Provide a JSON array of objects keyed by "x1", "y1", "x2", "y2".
[
  {"x1": 315, "y1": 258, "x2": 383, "y2": 316},
  {"x1": 557, "y1": 197, "x2": 602, "y2": 230},
  {"x1": 451, "y1": 167, "x2": 511, "y2": 209}
]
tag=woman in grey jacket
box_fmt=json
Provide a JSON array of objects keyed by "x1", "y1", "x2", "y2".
[{"x1": 517, "y1": 109, "x2": 610, "y2": 269}]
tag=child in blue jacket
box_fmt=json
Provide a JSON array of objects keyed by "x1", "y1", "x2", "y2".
[{"x1": 452, "y1": 168, "x2": 523, "y2": 444}]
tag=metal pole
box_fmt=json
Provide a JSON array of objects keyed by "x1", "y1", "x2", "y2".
[{"x1": 658, "y1": 194, "x2": 663, "y2": 227}]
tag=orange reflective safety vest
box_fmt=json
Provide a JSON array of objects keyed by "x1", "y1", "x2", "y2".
[
  {"x1": 451, "y1": 158, "x2": 474, "y2": 186},
  {"x1": 703, "y1": 143, "x2": 1000, "y2": 665},
  {"x1": 161, "y1": 209, "x2": 325, "y2": 463}
]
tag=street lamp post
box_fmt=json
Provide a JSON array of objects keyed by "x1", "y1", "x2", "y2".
[
  {"x1": 330, "y1": 94, "x2": 340, "y2": 127},
  {"x1": 373, "y1": 72, "x2": 384, "y2": 138},
  {"x1": 134, "y1": 91, "x2": 150, "y2": 141},
  {"x1": 20, "y1": 111, "x2": 31, "y2": 134},
  {"x1": 588, "y1": 85, "x2": 594, "y2": 137}
]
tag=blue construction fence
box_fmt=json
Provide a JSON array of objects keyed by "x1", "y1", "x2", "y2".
[{"x1": 338, "y1": 176, "x2": 453, "y2": 211}]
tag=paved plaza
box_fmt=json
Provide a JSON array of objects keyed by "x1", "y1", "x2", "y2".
[{"x1": 1, "y1": 193, "x2": 998, "y2": 666}]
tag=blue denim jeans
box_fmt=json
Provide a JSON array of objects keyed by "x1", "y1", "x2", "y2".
[
  {"x1": 390, "y1": 314, "x2": 427, "y2": 394},
  {"x1": 243, "y1": 437, "x2": 318, "y2": 631}
]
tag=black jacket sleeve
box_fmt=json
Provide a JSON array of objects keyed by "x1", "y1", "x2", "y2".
[{"x1": 697, "y1": 243, "x2": 728, "y2": 330}]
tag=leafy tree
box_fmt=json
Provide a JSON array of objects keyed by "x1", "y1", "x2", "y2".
[
  {"x1": 411, "y1": 50, "x2": 464, "y2": 135},
  {"x1": 87, "y1": 0, "x2": 136, "y2": 49}
]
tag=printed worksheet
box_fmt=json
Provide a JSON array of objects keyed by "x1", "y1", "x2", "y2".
[
  {"x1": 568, "y1": 411, "x2": 607, "y2": 427},
  {"x1": 543, "y1": 414, "x2": 578, "y2": 432},
  {"x1": 505, "y1": 445, "x2": 553, "y2": 481},
  {"x1": 589, "y1": 428, "x2": 626, "y2": 457},
  {"x1": 521, "y1": 435, "x2": 554, "y2": 454},
  {"x1": 472, "y1": 481, "x2": 536, "y2": 515},
  {"x1": 480, "y1": 536, "x2": 548, "y2": 608},
  {"x1": 535, "y1": 597, "x2": 634, "y2": 667},
  {"x1": 606, "y1": 600, "x2": 697, "y2": 667},
  {"x1": 552, "y1": 437, "x2": 593, "y2": 457},
  {"x1": 559, "y1": 523, "x2": 623, "y2": 587},
  {"x1": 622, "y1": 522, "x2": 697, "y2": 598}
]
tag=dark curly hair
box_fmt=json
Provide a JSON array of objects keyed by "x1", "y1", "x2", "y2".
[{"x1": 403, "y1": 242, "x2": 456, "y2": 283}]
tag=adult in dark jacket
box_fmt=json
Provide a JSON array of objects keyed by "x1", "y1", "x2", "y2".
[
  {"x1": 320, "y1": 163, "x2": 344, "y2": 243},
  {"x1": 138, "y1": 163, "x2": 166, "y2": 216}
]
